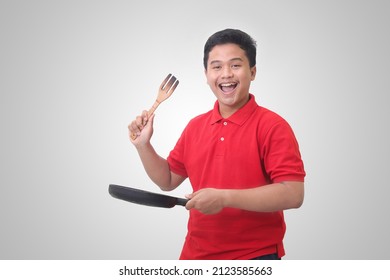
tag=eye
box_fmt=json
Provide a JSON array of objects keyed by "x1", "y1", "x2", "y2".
[
  {"x1": 231, "y1": 64, "x2": 241, "y2": 69},
  {"x1": 212, "y1": 65, "x2": 222, "y2": 70}
]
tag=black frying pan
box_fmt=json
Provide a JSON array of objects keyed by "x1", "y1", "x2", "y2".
[{"x1": 109, "y1": 184, "x2": 188, "y2": 208}]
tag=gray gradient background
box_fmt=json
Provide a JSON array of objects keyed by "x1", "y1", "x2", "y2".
[{"x1": 1, "y1": 0, "x2": 389, "y2": 259}]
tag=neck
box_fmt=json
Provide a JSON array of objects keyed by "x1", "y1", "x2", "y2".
[{"x1": 218, "y1": 95, "x2": 251, "y2": 118}]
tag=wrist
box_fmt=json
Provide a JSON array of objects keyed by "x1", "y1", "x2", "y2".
[
  {"x1": 221, "y1": 189, "x2": 232, "y2": 208},
  {"x1": 135, "y1": 141, "x2": 153, "y2": 152}
]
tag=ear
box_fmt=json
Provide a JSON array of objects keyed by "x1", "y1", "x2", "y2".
[
  {"x1": 204, "y1": 68, "x2": 209, "y2": 85},
  {"x1": 250, "y1": 66, "x2": 257, "y2": 81}
]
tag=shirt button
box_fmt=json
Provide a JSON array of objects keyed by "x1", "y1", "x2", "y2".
[
  {"x1": 220, "y1": 137, "x2": 225, "y2": 141},
  {"x1": 223, "y1": 122, "x2": 228, "y2": 126}
]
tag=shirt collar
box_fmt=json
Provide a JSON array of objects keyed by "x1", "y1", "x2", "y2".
[{"x1": 210, "y1": 94, "x2": 258, "y2": 125}]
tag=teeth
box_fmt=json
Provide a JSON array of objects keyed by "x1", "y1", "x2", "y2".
[{"x1": 219, "y1": 82, "x2": 237, "y2": 93}]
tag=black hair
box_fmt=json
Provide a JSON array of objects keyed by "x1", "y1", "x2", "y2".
[{"x1": 203, "y1": 29, "x2": 257, "y2": 69}]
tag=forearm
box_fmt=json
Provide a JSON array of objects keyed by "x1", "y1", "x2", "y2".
[
  {"x1": 136, "y1": 142, "x2": 173, "y2": 191},
  {"x1": 186, "y1": 181, "x2": 304, "y2": 214},
  {"x1": 223, "y1": 181, "x2": 304, "y2": 212}
]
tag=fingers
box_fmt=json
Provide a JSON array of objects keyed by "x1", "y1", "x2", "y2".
[
  {"x1": 128, "y1": 117, "x2": 144, "y2": 138},
  {"x1": 185, "y1": 193, "x2": 195, "y2": 210}
]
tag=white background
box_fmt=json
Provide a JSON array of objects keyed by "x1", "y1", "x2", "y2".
[{"x1": 1, "y1": 0, "x2": 389, "y2": 259}]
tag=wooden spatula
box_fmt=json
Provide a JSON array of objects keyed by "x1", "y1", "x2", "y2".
[{"x1": 131, "y1": 73, "x2": 179, "y2": 140}]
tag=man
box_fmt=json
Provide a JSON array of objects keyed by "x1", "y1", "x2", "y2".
[{"x1": 129, "y1": 29, "x2": 306, "y2": 260}]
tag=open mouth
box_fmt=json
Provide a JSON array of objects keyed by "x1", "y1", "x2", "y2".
[{"x1": 219, "y1": 82, "x2": 238, "y2": 94}]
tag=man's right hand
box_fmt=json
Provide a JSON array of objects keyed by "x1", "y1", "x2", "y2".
[{"x1": 128, "y1": 110, "x2": 155, "y2": 146}]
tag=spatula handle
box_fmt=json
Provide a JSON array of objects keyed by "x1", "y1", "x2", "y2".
[{"x1": 176, "y1": 198, "x2": 189, "y2": 207}]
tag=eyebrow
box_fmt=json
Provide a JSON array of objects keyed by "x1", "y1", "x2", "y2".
[{"x1": 209, "y1": 57, "x2": 244, "y2": 64}]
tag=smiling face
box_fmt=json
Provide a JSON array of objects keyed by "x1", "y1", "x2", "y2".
[{"x1": 205, "y1": 43, "x2": 256, "y2": 118}]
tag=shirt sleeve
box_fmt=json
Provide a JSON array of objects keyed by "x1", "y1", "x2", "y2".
[
  {"x1": 167, "y1": 127, "x2": 188, "y2": 178},
  {"x1": 261, "y1": 120, "x2": 306, "y2": 183}
]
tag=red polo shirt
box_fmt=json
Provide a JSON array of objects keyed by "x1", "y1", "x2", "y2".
[{"x1": 167, "y1": 94, "x2": 305, "y2": 259}]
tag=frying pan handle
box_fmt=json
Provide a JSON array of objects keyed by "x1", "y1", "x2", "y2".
[{"x1": 176, "y1": 198, "x2": 189, "y2": 207}]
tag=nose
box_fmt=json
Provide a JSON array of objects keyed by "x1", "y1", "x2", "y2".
[{"x1": 221, "y1": 66, "x2": 233, "y2": 79}]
